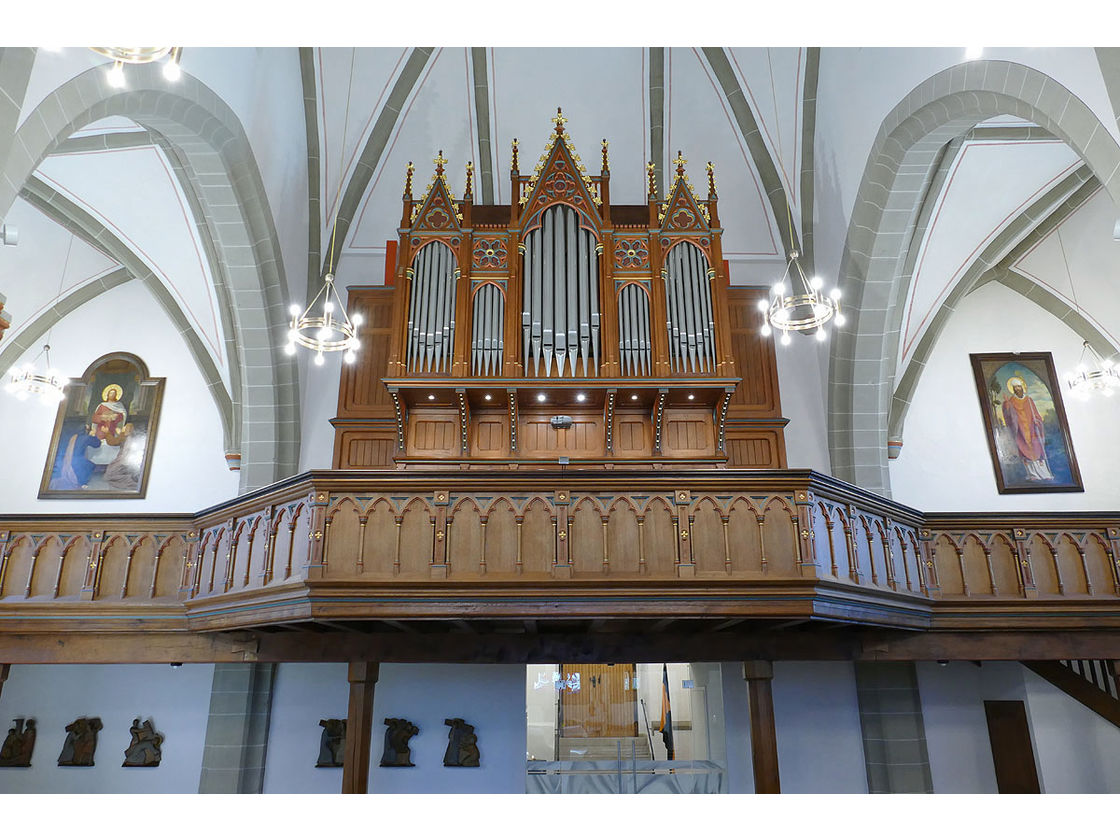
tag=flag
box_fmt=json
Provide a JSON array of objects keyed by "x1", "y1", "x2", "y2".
[{"x1": 659, "y1": 663, "x2": 675, "y2": 760}]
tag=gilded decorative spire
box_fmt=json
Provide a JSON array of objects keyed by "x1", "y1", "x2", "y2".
[
  {"x1": 404, "y1": 161, "x2": 414, "y2": 196},
  {"x1": 673, "y1": 151, "x2": 687, "y2": 180},
  {"x1": 464, "y1": 161, "x2": 474, "y2": 200},
  {"x1": 433, "y1": 150, "x2": 447, "y2": 177},
  {"x1": 511, "y1": 138, "x2": 519, "y2": 171},
  {"x1": 647, "y1": 161, "x2": 657, "y2": 200},
  {"x1": 601, "y1": 138, "x2": 609, "y2": 171},
  {"x1": 553, "y1": 106, "x2": 567, "y2": 135},
  {"x1": 706, "y1": 160, "x2": 717, "y2": 199}
]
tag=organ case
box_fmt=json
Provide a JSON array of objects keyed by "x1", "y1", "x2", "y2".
[{"x1": 332, "y1": 110, "x2": 787, "y2": 469}]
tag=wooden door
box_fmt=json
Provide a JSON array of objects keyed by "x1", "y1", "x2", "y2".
[
  {"x1": 984, "y1": 700, "x2": 1041, "y2": 793},
  {"x1": 559, "y1": 664, "x2": 638, "y2": 738}
]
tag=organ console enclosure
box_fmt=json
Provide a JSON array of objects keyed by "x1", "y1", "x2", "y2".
[{"x1": 332, "y1": 111, "x2": 786, "y2": 470}]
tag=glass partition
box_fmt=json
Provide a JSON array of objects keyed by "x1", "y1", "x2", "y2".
[{"x1": 526, "y1": 662, "x2": 728, "y2": 793}]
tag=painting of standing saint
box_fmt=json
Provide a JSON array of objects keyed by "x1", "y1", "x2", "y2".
[
  {"x1": 39, "y1": 353, "x2": 164, "y2": 499},
  {"x1": 970, "y1": 352, "x2": 1083, "y2": 494}
]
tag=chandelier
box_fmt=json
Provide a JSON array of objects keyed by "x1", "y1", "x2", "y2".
[
  {"x1": 285, "y1": 272, "x2": 362, "y2": 366},
  {"x1": 284, "y1": 48, "x2": 362, "y2": 367},
  {"x1": 89, "y1": 47, "x2": 182, "y2": 86},
  {"x1": 4, "y1": 344, "x2": 66, "y2": 404},
  {"x1": 1066, "y1": 340, "x2": 1120, "y2": 399},
  {"x1": 757, "y1": 249, "x2": 844, "y2": 345}
]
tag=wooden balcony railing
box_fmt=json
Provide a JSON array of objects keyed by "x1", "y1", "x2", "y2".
[{"x1": 2, "y1": 470, "x2": 1120, "y2": 635}]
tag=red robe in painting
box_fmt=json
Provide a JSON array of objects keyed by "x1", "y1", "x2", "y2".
[{"x1": 1001, "y1": 393, "x2": 1046, "y2": 462}]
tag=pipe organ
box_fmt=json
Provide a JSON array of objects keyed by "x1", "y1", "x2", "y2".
[{"x1": 333, "y1": 110, "x2": 788, "y2": 470}]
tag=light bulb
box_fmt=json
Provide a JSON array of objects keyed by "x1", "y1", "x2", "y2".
[
  {"x1": 810, "y1": 276, "x2": 823, "y2": 290},
  {"x1": 760, "y1": 323, "x2": 772, "y2": 337},
  {"x1": 631, "y1": 394, "x2": 638, "y2": 401},
  {"x1": 537, "y1": 393, "x2": 546, "y2": 402},
  {"x1": 324, "y1": 300, "x2": 335, "y2": 313},
  {"x1": 162, "y1": 59, "x2": 181, "y2": 82},
  {"x1": 813, "y1": 304, "x2": 826, "y2": 317},
  {"x1": 834, "y1": 313, "x2": 846, "y2": 327},
  {"x1": 772, "y1": 282, "x2": 786, "y2": 296},
  {"x1": 816, "y1": 328, "x2": 827, "y2": 342},
  {"x1": 484, "y1": 394, "x2": 492, "y2": 401},
  {"x1": 756, "y1": 298, "x2": 769, "y2": 312},
  {"x1": 107, "y1": 63, "x2": 125, "y2": 88},
  {"x1": 351, "y1": 313, "x2": 364, "y2": 327},
  {"x1": 576, "y1": 393, "x2": 586, "y2": 402},
  {"x1": 289, "y1": 303, "x2": 302, "y2": 317},
  {"x1": 317, "y1": 327, "x2": 331, "y2": 340},
  {"x1": 284, "y1": 343, "x2": 296, "y2": 356},
  {"x1": 287, "y1": 328, "x2": 298, "y2": 341},
  {"x1": 829, "y1": 288, "x2": 842, "y2": 301},
  {"x1": 348, "y1": 337, "x2": 360, "y2": 350},
  {"x1": 344, "y1": 351, "x2": 356, "y2": 364},
  {"x1": 780, "y1": 333, "x2": 791, "y2": 346},
  {"x1": 314, "y1": 353, "x2": 325, "y2": 366}
]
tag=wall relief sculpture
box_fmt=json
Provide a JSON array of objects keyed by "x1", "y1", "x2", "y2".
[
  {"x1": 58, "y1": 716, "x2": 103, "y2": 766},
  {"x1": 0, "y1": 718, "x2": 35, "y2": 767},
  {"x1": 316, "y1": 718, "x2": 346, "y2": 767},
  {"x1": 443, "y1": 718, "x2": 480, "y2": 767},
  {"x1": 122, "y1": 718, "x2": 163, "y2": 767},
  {"x1": 380, "y1": 718, "x2": 418, "y2": 767}
]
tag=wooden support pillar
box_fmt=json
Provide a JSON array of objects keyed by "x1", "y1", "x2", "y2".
[
  {"x1": 743, "y1": 660, "x2": 780, "y2": 794},
  {"x1": 342, "y1": 662, "x2": 380, "y2": 795}
]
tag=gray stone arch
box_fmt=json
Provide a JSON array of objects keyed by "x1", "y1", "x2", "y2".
[
  {"x1": 828, "y1": 60, "x2": 1120, "y2": 496},
  {"x1": 1, "y1": 63, "x2": 299, "y2": 491},
  {"x1": 18, "y1": 172, "x2": 238, "y2": 453},
  {"x1": 888, "y1": 165, "x2": 1099, "y2": 447}
]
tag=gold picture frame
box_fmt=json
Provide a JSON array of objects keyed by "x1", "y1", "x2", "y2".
[{"x1": 38, "y1": 352, "x2": 165, "y2": 499}]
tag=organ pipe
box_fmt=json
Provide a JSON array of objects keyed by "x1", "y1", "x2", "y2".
[
  {"x1": 471, "y1": 283, "x2": 504, "y2": 376},
  {"x1": 664, "y1": 242, "x2": 715, "y2": 374},
  {"x1": 521, "y1": 205, "x2": 600, "y2": 377},
  {"x1": 406, "y1": 241, "x2": 458, "y2": 373},
  {"x1": 618, "y1": 284, "x2": 651, "y2": 376}
]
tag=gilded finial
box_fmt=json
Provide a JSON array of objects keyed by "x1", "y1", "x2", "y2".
[
  {"x1": 601, "y1": 138, "x2": 609, "y2": 171},
  {"x1": 464, "y1": 161, "x2": 474, "y2": 200},
  {"x1": 511, "y1": 137, "x2": 519, "y2": 171},
  {"x1": 434, "y1": 150, "x2": 447, "y2": 176},
  {"x1": 706, "y1": 160, "x2": 716, "y2": 198},
  {"x1": 553, "y1": 106, "x2": 567, "y2": 135},
  {"x1": 647, "y1": 161, "x2": 657, "y2": 199},
  {"x1": 673, "y1": 151, "x2": 687, "y2": 179},
  {"x1": 404, "y1": 161, "x2": 414, "y2": 196}
]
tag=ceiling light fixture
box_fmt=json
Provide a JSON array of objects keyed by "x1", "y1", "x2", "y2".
[
  {"x1": 576, "y1": 393, "x2": 586, "y2": 402},
  {"x1": 757, "y1": 249, "x2": 842, "y2": 342},
  {"x1": 285, "y1": 49, "x2": 362, "y2": 366},
  {"x1": 1057, "y1": 228, "x2": 1120, "y2": 399},
  {"x1": 7, "y1": 232, "x2": 76, "y2": 404},
  {"x1": 537, "y1": 393, "x2": 546, "y2": 402},
  {"x1": 90, "y1": 47, "x2": 182, "y2": 87},
  {"x1": 5, "y1": 344, "x2": 65, "y2": 404}
]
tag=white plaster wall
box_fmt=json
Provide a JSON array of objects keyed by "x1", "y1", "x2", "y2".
[
  {"x1": 1023, "y1": 668, "x2": 1120, "y2": 793},
  {"x1": 774, "y1": 334, "x2": 832, "y2": 473},
  {"x1": 261, "y1": 662, "x2": 349, "y2": 794},
  {"x1": 772, "y1": 661, "x2": 867, "y2": 793},
  {"x1": 719, "y1": 662, "x2": 752, "y2": 793},
  {"x1": 890, "y1": 282, "x2": 1120, "y2": 511},
  {"x1": 0, "y1": 278, "x2": 239, "y2": 513},
  {"x1": 366, "y1": 663, "x2": 527, "y2": 794},
  {"x1": 0, "y1": 663, "x2": 213, "y2": 793}
]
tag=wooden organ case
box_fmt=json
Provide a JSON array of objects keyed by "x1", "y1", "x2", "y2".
[{"x1": 332, "y1": 110, "x2": 787, "y2": 470}]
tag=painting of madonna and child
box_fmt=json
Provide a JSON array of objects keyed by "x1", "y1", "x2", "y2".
[
  {"x1": 38, "y1": 353, "x2": 165, "y2": 499},
  {"x1": 970, "y1": 352, "x2": 1083, "y2": 495}
]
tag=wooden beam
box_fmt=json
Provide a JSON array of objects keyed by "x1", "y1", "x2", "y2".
[
  {"x1": 1023, "y1": 661, "x2": 1120, "y2": 729},
  {"x1": 743, "y1": 660, "x2": 780, "y2": 794},
  {"x1": 341, "y1": 662, "x2": 379, "y2": 794}
]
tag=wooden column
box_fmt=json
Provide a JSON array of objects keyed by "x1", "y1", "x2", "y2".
[
  {"x1": 341, "y1": 661, "x2": 380, "y2": 795},
  {"x1": 743, "y1": 660, "x2": 780, "y2": 794}
]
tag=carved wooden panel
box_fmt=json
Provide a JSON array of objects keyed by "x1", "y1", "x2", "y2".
[
  {"x1": 726, "y1": 427, "x2": 786, "y2": 469},
  {"x1": 520, "y1": 416, "x2": 602, "y2": 458},
  {"x1": 336, "y1": 288, "x2": 396, "y2": 420},
  {"x1": 407, "y1": 411, "x2": 459, "y2": 457},
  {"x1": 335, "y1": 428, "x2": 397, "y2": 469},
  {"x1": 661, "y1": 410, "x2": 714, "y2": 456},
  {"x1": 726, "y1": 288, "x2": 782, "y2": 417},
  {"x1": 613, "y1": 415, "x2": 652, "y2": 456},
  {"x1": 471, "y1": 414, "x2": 509, "y2": 457}
]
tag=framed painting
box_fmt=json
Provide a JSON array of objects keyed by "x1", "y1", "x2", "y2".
[
  {"x1": 970, "y1": 352, "x2": 1083, "y2": 494},
  {"x1": 38, "y1": 352, "x2": 165, "y2": 499}
]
